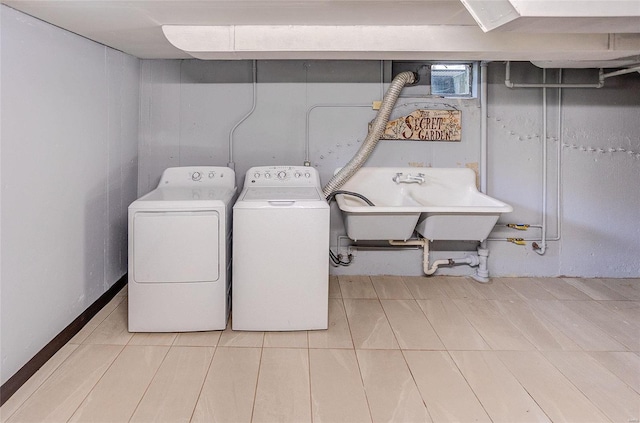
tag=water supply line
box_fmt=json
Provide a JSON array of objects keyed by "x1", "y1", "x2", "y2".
[
  {"x1": 496, "y1": 63, "x2": 639, "y2": 248},
  {"x1": 228, "y1": 60, "x2": 257, "y2": 170},
  {"x1": 536, "y1": 69, "x2": 549, "y2": 255},
  {"x1": 322, "y1": 71, "x2": 416, "y2": 198},
  {"x1": 505, "y1": 61, "x2": 605, "y2": 89},
  {"x1": 492, "y1": 64, "x2": 569, "y2": 251}
]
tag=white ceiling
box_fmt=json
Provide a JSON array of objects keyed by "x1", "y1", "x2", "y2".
[{"x1": 3, "y1": 0, "x2": 640, "y2": 65}]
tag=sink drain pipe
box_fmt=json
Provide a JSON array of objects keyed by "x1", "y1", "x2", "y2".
[
  {"x1": 322, "y1": 71, "x2": 416, "y2": 198},
  {"x1": 389, "y1": 239, "x2": 480, "y2": 276}
]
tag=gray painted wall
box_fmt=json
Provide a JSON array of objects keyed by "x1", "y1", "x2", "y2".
[
  {"x1": 139, "y1": 60, "x2": 640, "y2": 278},
  {"x1": 487, "y1": 64, "x2": 640, "y2": 277},
  {"x1": 0, "y1": 6, "x2": 140, "y2": 384}
]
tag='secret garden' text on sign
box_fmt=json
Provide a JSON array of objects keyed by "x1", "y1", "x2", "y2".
[{"x1": 381, "y1": 109, "x2": 461, "y2": 141}]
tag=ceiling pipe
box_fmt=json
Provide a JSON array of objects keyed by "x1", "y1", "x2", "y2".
[
  {"x1": 602, "y1": 65, "x2": 640, "y2": 79},
  {"x1": 505, "y1": 61, "x2": 605, "y2": 88}
]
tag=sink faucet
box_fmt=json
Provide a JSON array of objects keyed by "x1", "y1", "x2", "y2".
[{"x1": 392, "y1": 172, "x2": 425, "y2": 184}]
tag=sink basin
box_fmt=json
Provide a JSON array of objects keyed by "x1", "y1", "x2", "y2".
[{"x1": 334, "y1": 167, "x2": 513, "y2": 241}]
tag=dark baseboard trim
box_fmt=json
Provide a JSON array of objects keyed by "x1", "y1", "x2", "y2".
[{"x1": 0, "y1": 274, "x2": 128, "y2": 406}]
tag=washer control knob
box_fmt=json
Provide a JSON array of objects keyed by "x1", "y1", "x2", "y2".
[
  {"x1": 277, "y1": 171, "x2": 287, "y2": 179},
  {"x1": 264, "y1": 172, "x2": 272, "y2": 179},
  {"x1": 254, "y1": 172, "x2": 261, "y2": 178},
  {"x1": 192, "y1": 171, "x2": 202, "y2": 181},
  {"x1": 304, "y1": 172, "x2": 311, "y2": 178},
  {"x1": 208, "y1": 172, "x2": 215, "y2": 178},
  {"x1": 294, "y1": 172, "x2": 301, "y2": 178}
]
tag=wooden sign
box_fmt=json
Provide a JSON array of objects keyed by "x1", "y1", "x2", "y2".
[{"x1": 381, "y1": 109, "x2": 461, "y2": 141}]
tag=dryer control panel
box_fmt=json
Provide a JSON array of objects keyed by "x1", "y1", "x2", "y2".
[
  {"x1": 158, "y1": 166, "x2": 236, "y2": 189},
  {"x1": 246, "y1": 166, "x2": 321, "y2": 188}
]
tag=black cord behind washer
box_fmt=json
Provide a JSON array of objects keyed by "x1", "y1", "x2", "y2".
[{"x1": 326, "y1": 190, "x2": 375, "y2": 206}]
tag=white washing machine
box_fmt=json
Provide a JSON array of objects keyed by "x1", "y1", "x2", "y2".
[
  {"x1": 232, "y1": 166, "x2": 330, "y2": 331},
  {"x1": 128, "y1": 166, "x2": 236, "y2": 332}
]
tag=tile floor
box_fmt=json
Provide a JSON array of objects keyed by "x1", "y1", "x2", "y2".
[{"x1": 2, "y1": 276, "x2": 640, "y2": 423}]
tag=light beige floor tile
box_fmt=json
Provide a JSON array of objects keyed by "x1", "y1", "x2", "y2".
[
  {"x1": 492, "y1": 300, "x2": 580, "y2": 351},
  {"x1": 371, "y1": 275, "x2": 413, "y2": 299},
  {"x1": 528, "y1": 300, "x2": 627, "y2": 351},
  {"x1": 356, "y1": 349, "x2": 432, "y2": 423},
  {"x1": 417, "y1": 299, "x2": 490, "y2": 350},
  {"x1": 308, "y1": 298, "x2": 353, "y2": 349},
  {"x1": 501, "y1": 277, "x2": 558, "y2": 300},
  {"x1": 6, "y1": 344, "x2": 123, "y2": 423},
  {"x1": 402, "y1": 276, "x2": 450, "y2": 299},
  {"x1": 0, "y1": 344, "x2": 78, "y2": 420},
  {"x1": 453, "y1": 299, "x2": 535, "y2": 350},
  {"x1": 544, "y1": 350, "x2": 640, "y2": 423},
  {"x1": 252, "y1": 348, "x2": 311, "y2": 423},
  {"x1": 469, "y1": 277, "x2": 521, "y2": 300},
  {"x1": 69, "y1": 295, "x2": 125, "y2": 344},
  {"x1": 449, "y1": 351, "x2": 551, "y2": 423},
  {"x1": 69, "y1": 345, "x2": 169, "y2": 422},
  {"x1": 562, "y1": 278, "x2": 628, "y2": 300},
  {"x1": 329, "y1": 275, "x2": 341, "y2": 298},
  {"x1": 339, "y1": 275, "x2": 377, "y2": 299},
  {"x1": 128, "y1": 332, "x2": 178, "y2": 346},
  {"x1": 218, "y1": 321, "x2": 264, "y2": 347},
  {"x1": 601, "y1": 300, "x2": 640, "y2": 312},
  {"x1": 82, "y1": 299, "x2": 133, "y2": 345},
  {"x1": 599, "y1": 301, "x2": 640, "y2": 327},
  {"x1": 191, "y1": 347, "x2": 261, "y2": 423},
  {"x1": 380, "y1": 300, "x2": 444, "y2": 350},
  {"x1": 404, "y1": 351, "x2": 492, "y2": 423},
  {"x1": 173, "y1": 331, "x2": 222, "y2": 347},
  {"x1": 438, "y1": 276, "x2": 488, "y2": 299},
  {"x1": 344, "y1": 299, "x2": 399, "y2": 350},
  {"x1": 264, "y1": 331, "x2": 308, "y2": 348},
  {"x1": 601, "y1": 278, "x2": 640, "y2": 300},
  {"x1": 11, "y1": 276, "x2": 640, "y2": 423},
  {"x1": 562, "y1": 300, "x2": 640, "y2": 351},
  {"x1": 497, "y1": 350, "x2": 611, "y2": 423},
  {"x1": 533, "y1": 278, "x2": 593, "y2": 300},
  {"x1": 588, "y1": 351, "x2": 640, "y2": 394},
  {"x1": 309, "y1": 349, "x2": 371, "y2": 423},
  {"x1": 130, "y1": 346, "x2": 214, "y2": 423}
]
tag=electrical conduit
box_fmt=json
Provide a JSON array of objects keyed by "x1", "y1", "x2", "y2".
[{"x1": 228, "y1": 60, "x2": 257, "y2": 170}]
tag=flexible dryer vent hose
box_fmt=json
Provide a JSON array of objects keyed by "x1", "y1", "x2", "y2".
[{"x1": 322, "y1": 71, "x2": 416, "y2": 198}]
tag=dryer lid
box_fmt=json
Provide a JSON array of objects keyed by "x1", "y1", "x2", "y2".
[{"x1": 135, "y1": 187, "x2": 236, "y2": 202}]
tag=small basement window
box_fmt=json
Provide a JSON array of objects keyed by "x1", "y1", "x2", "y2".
[
  {"x1": 391, "y1": 61, "x2": 476, "y2": 98},
  {"x1": 431, "y1": 64, "x2": 472, "y2": 97}
]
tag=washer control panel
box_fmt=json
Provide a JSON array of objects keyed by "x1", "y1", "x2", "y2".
[{"x1": 246, "y1": 166, "x2": 320, "y2": 187}]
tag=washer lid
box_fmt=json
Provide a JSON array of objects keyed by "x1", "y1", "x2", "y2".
[{"x1": 241, "y1": 187, "x2": 322, "y2": 201}]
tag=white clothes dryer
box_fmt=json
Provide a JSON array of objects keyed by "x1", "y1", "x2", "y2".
[
  {"x1": 232, "y1": 166, "x2": 330, "y2": 331},
  {"x1": 128, "y1": 166, "x2": 236, "y2": 332}
]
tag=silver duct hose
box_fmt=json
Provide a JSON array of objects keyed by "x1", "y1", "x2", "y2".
[{"x1": 322, "y1": 71, "x2": 416, "y2": 198}]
